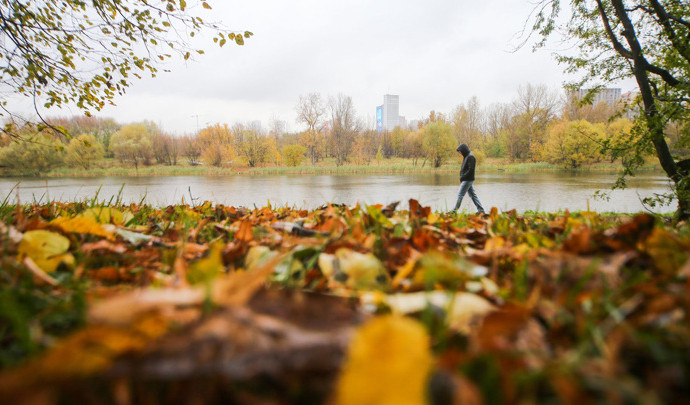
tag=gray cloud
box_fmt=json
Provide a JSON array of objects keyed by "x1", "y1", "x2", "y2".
[{"x1": 91, "y1": 0, "x2": 622, "y2": 133}]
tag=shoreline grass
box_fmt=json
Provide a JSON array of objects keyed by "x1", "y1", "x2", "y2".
[{"x1": 0, "y1": 157, "x2": 663, "y2": 178}]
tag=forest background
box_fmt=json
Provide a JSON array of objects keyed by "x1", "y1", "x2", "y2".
[{"x1": 0, "y1": 84, "x2": 672, "y2": 177}]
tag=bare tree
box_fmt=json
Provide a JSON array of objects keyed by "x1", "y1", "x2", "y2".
[
  {"x1": 268, "y1": 114, "x2": 286, "y2": 144},
  {"x1": 296, "y1": 93, "x2": 326, "y2": 166},
  {"x1": 508, "y1": 84, "x2": 560, "y2": 160},
  {"x1": 452, "y1": 96, "x2": 485, "y2": 152},
  {"x1": 328, "y1": 94, "x2": 360, "y2": 166}
]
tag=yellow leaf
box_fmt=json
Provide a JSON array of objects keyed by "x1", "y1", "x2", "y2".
[
  {"x1": 245, "y1": 245, "x2": 275, "y2": 270},
  {"x1": 202, "y1": 2, "x2": 212, "y2": 9},
  {"x1": 18, "y1": 230, "x2": 74, "y2": 273},
  {"x1": 645, "y1": 228, "x2": 687, "y2": 275},
  {"x1": 393, "y1": 250, "x2": 421, "y2": 287},
  {"x1": 51, "y1": 217, "x2": 114, "y2": 238},
  {"x1": 412, "y1": 250, "x2": 486, "y2": 287},
  {"x1": 335, "y1": 248, "x2": 389, "y2": 290},
  {"x1": 79, "y1": 207, "x2": 132, "y2": 225},
  {"x1": 335, "y1": 315, "x2": 433, "y2": 405},
  {"x1": 186, "y1": 241, "x2": 224, "y2": 285}
]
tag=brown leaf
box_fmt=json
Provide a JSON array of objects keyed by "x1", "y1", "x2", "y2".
[
  {"x1": 408, "y1": 198, "x2": 431, "y2": 221},
  {"x1": 235, "y1": 220, "x2": 254, "y2": 242},
  {"x1": 562, "y1": 226, "x2": 595, "y2": 254}
]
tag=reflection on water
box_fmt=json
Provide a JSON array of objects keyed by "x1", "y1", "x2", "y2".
[{"x1": 0, "y1": 172, "x2": 675, "y2": 213}]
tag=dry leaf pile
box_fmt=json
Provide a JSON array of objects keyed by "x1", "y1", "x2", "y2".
[{"x1": 0, "y1": 199, "x2": 689, "y2": 404}]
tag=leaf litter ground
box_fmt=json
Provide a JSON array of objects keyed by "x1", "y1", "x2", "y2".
[{"x1": 0, "y1": 200, "x2": 689, "y2": 404}]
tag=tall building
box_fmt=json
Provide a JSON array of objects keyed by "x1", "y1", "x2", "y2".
[
  {"x1": 575, "y1": 88, "x2": 622, "y2": 105},
  {"x1": 376, "y1": 105, "x2": 384, "y2": 132},
  {"x1": 377, "y1": 94, "x2": 400, "y2": 132}
]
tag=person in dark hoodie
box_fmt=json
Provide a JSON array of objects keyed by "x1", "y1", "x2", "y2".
[{"x1": 453, "y1": 143, "x2": 485, "y2": 214}]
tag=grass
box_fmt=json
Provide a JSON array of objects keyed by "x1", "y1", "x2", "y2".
[{"x1": 0, "y1": 157, "x2": 663, "y2": 178}]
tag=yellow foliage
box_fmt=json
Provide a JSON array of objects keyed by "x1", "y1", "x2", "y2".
[
  {"x1": 335, "y1": 315, "x2": 433, "y2": 405},
  {"x1": 18, "y1": 230, "x2": 74, "y2": 272},
  {"x1": 319, "y1": 248, "x2": 390, "y2": 290},
  {"x1": 79, "y1": 207, "x2": 132, "y2": 225},
  {"x1": 51, "y1": 216, "x2": 114, "y2": 238},
  {"x1": 186, "y1": 241, "x2": 225, "y2": 285},
  {"x1": 412, "y1": 250, "x2": 481, "y2": 287},
  {"x1": 644, "y1": 228, "x2": 687, "y2": 275}
]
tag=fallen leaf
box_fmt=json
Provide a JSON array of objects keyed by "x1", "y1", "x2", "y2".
[
  {"x1": 335, "y1": 315, "x2": 433, "y2": 405},
  {"x1": 17, "y1": 229, "x2": 74, "y2": 272},
  {"x1": 186, "y1": 241, "x2": 225, "y2": 285},
  {"x1": 50, "y1": 216, "x2": 113, "y2": 238}
]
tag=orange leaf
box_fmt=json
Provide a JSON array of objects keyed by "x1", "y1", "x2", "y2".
[{"x1": 235, "y1": 220, "x2": 254, "y2": 242}]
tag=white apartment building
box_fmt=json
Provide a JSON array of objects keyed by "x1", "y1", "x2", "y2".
[{"x1": 575, "y1": 88, "x2": 622, "y2": 105}]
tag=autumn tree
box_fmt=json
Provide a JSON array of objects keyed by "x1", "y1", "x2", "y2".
[
  {"x1": 110, "y1": 123, "x2": 153, "y2": 169},
  {"x1": 197, "y1": 124, "x2": 235, "y2": 167},
  {"x1": 390, "y1": 127, "x2": 409, "y2": 158},
  {"x1": 408, "y1": 130, "x2": 426, "y2": 166},
  {"x1": 532, "y1": 0, "x2": 690, "y2": 218},
  {"x1": 282, "y1": 144, "x2": 306, "y2": 167},
  {"x1": 152, "y1": 133, "x2": 180, "y2": 166},
  {"x1": 234, "y1": 124, "x2": 274, "y2": 167},
  {"x1": 0, "y1": 137, "x2": 63, "y2": 175},
  {"x1": 562, "y1": 94, "x2": 619, "y2": 123},
  {"x1": 65, "y1": 134, "x2": 104, "y2": 170},
  {"x1": 423, "y1": 121, "x2": 456, "y2": 168},
  {"x1": 180, "y1": 135, "x2": 202, "y2": 165},
  {"x1": 350, "y1": 130, "x2": 379, "y2": 165},
  {"x1": 0, "y1": 1, "x2": 251, "y2": 137},
  {"x1": 604, "y1": 118, "x2": 637, "y2": 163},
  {"x1": 296, "y1": 93, "x2": 326, "y2": 166},
  {"x1": 542, "y1": 120, "x2": 604, "y2": 168},
  {"x1": 47, "y1": 116, "x2": 120, "y2": 156}
]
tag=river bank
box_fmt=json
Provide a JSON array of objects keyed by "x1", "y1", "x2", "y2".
[{"x1": 1, "y1": 157, "x2": 662, "y2": 178}]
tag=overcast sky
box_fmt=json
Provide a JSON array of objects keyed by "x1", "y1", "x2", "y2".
[{"x1": 69, "y1": 0, "x2": 627, "y2": 134}]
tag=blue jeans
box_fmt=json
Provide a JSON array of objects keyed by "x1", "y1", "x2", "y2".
[{"x1": 454, "y1": 180, "x2": 485, "y2": 213}]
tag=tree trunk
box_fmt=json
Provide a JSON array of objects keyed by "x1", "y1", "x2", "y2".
[{"x1": 609, "y1": 0, "x2": 687, "y2": 219}]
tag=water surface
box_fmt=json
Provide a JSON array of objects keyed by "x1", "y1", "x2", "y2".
[{"x1": 0, "y1": 172, "x2": 674, "y2": 213}]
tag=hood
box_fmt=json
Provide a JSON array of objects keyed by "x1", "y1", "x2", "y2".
[{"x1": 456, "y1": 143, "x2": 470, "y2": 157}]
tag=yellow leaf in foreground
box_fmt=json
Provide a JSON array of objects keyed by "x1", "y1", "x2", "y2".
[
  {"x1": 51, "y1": 217, "x2": 114, "y2": 238},
  {"x1": 18, "y1": 230, "x2": 74, "y2": 273},
  {"x1": 186, "y1": 241, "x2": 225, "y2": 285},
  {"x1": 645, "y1": 228, "x2": 687, "y2": 275},
  {"x1": 335, "y1": 315, "x2": 433, "y2": 405}
]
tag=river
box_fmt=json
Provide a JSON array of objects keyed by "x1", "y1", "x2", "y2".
[{"x1": 0, "y1": 172, "x2": 675, "y2": 213}]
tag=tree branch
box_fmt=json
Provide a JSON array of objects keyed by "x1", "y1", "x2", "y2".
[
  {"x1": 648, "y1": 0, "x2": 690, "y2": 65},
  {"x1": 595, "y1": 0, "x2": 634, "y2": 59}
]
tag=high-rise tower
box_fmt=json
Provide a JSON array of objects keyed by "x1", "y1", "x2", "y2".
[{"x1": 383, "y1": 94, "x2": 399, "y2": 131}]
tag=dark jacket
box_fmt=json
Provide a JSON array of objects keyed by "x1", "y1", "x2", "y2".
[{"x1": 457, "y1": 144, "x2": 475, "y2": 182}]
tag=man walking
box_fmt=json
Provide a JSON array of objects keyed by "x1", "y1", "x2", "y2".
[{"x1": 453, "y1": 143, "x2": 485, "y2": 214}]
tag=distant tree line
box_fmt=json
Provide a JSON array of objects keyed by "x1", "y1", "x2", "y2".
[{"x1": 2, "y1": 83, "x2": 685, "y2": 176}]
